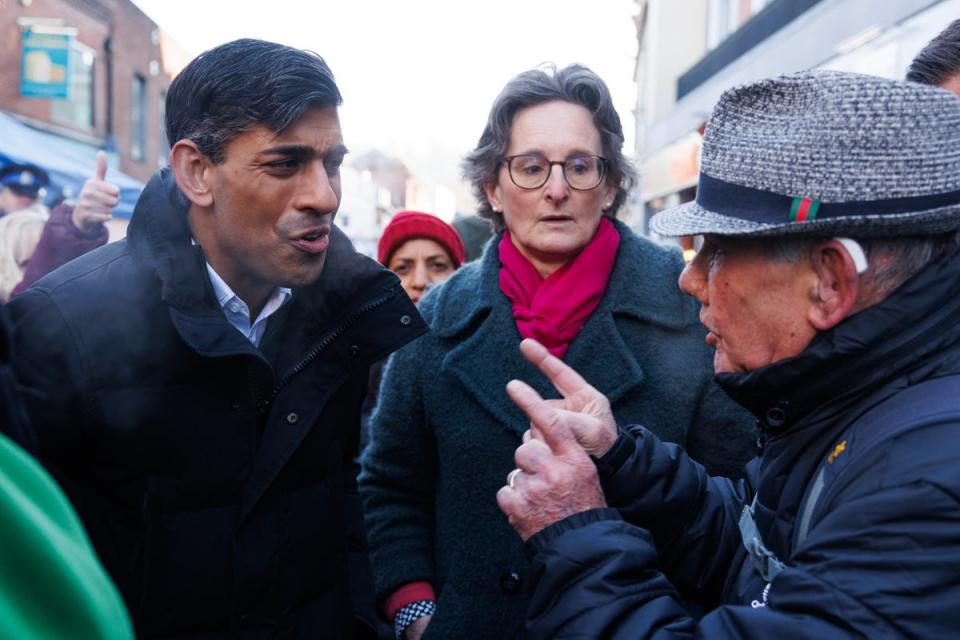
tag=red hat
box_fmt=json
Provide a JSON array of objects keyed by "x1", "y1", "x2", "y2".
[{"x1": 378, "y1": 210, "x2": 466, "y2": 267}]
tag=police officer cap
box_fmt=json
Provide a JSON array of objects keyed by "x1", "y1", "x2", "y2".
[{"x1": 0, "y1": 163, "x2": 50, "y2": 197}]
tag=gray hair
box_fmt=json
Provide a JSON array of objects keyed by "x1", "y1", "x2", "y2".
[
  {"x1": 462, "y1": 64, "x2": 636, "y2": 231},
  {"x1": 763, "y1": 231, "x2": 960, "y2": 302}
]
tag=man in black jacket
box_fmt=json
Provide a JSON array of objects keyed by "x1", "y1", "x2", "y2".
[
  {"x1": 497, "y1": 71, "x2": 960, "y2": 637},
  {"x1": 6, "y1": 39, "x2": 426, "y2": 639}
]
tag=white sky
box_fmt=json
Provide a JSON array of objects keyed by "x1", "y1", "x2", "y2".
[{"x1": 131, "y1": 0, "x2": 639, "y2": 209}]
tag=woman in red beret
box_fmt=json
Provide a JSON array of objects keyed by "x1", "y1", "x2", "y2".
[
  {"x1": 360, "y1": 211, "x2": 467, "y2": 456},
  {"x1": 378, "y1": 210, "x2": 465, "y2": 305}
]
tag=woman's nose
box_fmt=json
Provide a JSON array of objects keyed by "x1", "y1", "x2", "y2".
[{"x1": 542, "y1": 164, "x2": 569, "y2": 202}]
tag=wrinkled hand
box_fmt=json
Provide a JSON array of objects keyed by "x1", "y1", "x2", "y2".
[
  {"x1": 71, "y1": 151, "x2": 118, "y2": 232},
  {"x1": 497, "y1": 377, "x2": 607, "y2": 542},
  {"x1": 518, "y1": 339, "x2": 618, "y2": 457},
  {"x1": 404, "y1": 614, "x2": 431, "y2": 639}
]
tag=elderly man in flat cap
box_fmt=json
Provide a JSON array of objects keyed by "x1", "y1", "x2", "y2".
[{"x1": 496, "y1": 70, "x2": 960, "y2": 638}]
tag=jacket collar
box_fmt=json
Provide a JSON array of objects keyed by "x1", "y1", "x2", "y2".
[
  {"x1": 718, "y1": 243, "x2": 960, "y2": 431},
  {"x1": 126, "y1": 168, "x2": 409, "y2": 357},
  {"x1": 127, "y1": 168, "x2": 209, "y2": 310}
]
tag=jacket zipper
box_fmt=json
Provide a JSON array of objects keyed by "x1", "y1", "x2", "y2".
[{"x1": 261, "y1": 289, "x2": 397, "y2": 409}]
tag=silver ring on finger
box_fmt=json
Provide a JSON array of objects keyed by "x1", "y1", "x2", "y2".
[{"x1": 507, "y1": 468, "x2": 522, "y2": 490}]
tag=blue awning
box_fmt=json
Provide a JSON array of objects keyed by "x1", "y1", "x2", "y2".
[{"x1": 0, "y1": 110, "x2": 143, "y2": 219}]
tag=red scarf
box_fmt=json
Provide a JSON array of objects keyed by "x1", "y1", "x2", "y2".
[{"x1": 498, "y1": 218, "x2": 620, "y2": 358}]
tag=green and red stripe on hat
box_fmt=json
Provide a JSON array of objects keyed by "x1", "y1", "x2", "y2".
[{"x1": 789, "y1": 197, "x2": 821, "y2": 222}]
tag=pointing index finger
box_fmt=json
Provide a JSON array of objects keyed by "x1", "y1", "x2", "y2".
[
  {"x1": 519, "y1": 338, "x2": 593, "y2": 399},
  {"x1": 506, "y1": 379, "x2": 579, "y2": 456}
]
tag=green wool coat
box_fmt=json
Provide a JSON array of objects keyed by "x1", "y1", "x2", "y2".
[{"x1": 359, "y1": 221, "x2": 756, "y2": 639}]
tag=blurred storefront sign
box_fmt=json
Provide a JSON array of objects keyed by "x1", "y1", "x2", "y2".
[
  {"x1": 639, "y1": 130, "x2": 702, "y2": 244},
  {"x1": 19, "y1": 25, "x2": 77, "y2": 99},
  {"x1": 641, "y1": 130, "x2": 702, "y2": 204}
]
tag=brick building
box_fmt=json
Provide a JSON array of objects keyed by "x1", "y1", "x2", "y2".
[{"x1": 0, "y1": 0, "x2": 189, "y2": 184}]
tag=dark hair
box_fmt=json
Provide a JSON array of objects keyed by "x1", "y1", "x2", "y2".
[
  {"x1": 165, "y1": 39, "x2": 342, "y2": 164},
  {"x1": 907, "y1": 19, "x2": 960, "y2": 86},
  {"x1": 462, "y1": 64, "x2": 636, "y2": 230}
]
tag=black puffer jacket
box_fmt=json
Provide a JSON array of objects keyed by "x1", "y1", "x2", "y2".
[
  {"x1": 6, "y1": 169, "x2": 427, "y2": 639},
  {"x1": 522, "y1": 243, "x2": 960, "y2": 638}
]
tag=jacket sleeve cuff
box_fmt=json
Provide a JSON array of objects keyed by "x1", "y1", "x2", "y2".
[
  {"x1": 525, "y1": 507, "x2": 622, "y2": 557},
  {"x1": 593, "y1": 428, "x2": 637, "y2": 480},
  {"x1": 385, "y1": 581, "x2": 436, "y2": 622},
  {"x1": 55, "y1": 204, "x2": 108, "y2": 239}
]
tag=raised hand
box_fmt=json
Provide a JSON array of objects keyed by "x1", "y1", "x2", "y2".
[
  {"x1": 497, "y1": 377, "x2": 606, "y2": 541},
  {"x1": 517, "y1": 338, "x2": 618, "y2": 457},
  {"x1": 72, "y1": 151, "x2": 119, "y2": 232}
]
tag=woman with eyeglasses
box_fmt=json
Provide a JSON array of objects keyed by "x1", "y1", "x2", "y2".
[{"x1": 359, "y1": 64, "x2": 756, "y2": 640}]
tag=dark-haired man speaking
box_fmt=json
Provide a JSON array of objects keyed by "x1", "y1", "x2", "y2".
[{"x1": 6, "y1": 39, "x2": 425, "y2": 639}]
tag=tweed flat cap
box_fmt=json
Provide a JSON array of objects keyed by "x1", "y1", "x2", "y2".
[{"x1": 651, "y1": 70, "x2": 960, "y2": 237}]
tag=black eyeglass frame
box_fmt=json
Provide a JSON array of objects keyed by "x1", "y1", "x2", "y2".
[{"x1": 501, "y1": 153, "x2": 609, "y2": 191}]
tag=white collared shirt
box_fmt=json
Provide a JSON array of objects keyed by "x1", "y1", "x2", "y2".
[{"x1": 205, "y1": 263, "x2": 292, "y2": 348}]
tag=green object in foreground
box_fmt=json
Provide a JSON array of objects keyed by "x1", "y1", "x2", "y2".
[{"x1": 0, "y1": 433, "x2": 133, "y2": 639}]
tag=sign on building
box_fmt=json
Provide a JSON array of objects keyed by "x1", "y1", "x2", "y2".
[{"x1": 20, "y1": 28, "x2": 74, "y2": 99}]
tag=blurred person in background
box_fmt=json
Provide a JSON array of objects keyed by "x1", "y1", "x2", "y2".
[
  {"x1": 0, "y1": 162, "x2": 48, "y2": 218},
  {"x1": 908, "y1": 18, "x2": 960, "y2": 95},
  {"x1": 452, "y1": 212, "x2": 493, "y2": 263},
  {"x1": 0, "y1": 163, "x2": 50, "y2": 300},
  {"x1": 360, "y1": 64, "x2": 756, "y2": 640},
  {"x1": 378, "y1": 210, "x2": 465, "y2": 305},
  {"x1": 360, "y1": 210, "x2": 465, "y2": 450},
  {"x1": 1, "y1": 152, "x2": 116, "y2": 301},
  {"x1": 6, "y1": 38, "x2": 425, "y2": 639}
]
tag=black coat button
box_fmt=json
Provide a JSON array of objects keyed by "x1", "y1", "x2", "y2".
[
  {"x1": 400, "y1": 314, "x2": 412, "y2": 326},
  {"x1": 499, "y1": 571, "x2": 521, "y2": 594},
  {"x1": 764, "y1": 400, "x2": 788, "y2": 429},
  {"x1": 350, "y1": 344, "x2": 361, "y2": 357},
  {"x1": 286, "y1": 412, "x2": 299, "y2": 424}
]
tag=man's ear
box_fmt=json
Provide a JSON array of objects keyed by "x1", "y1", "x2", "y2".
[
  {"x1": 170, "y1": 140, "x2": 214, "y2": 208},
  {"x1": 808, "y1": 239, "x2": 861, "y2": 331}
]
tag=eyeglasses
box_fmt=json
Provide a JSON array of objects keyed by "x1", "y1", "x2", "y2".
[{"x1": 502, "y1": 153, "x2": 608, "y2": 191}]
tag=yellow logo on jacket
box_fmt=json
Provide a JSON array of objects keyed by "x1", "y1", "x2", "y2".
[{"x1": 827, "y1": 440, "x2": 847, "y2": 465}]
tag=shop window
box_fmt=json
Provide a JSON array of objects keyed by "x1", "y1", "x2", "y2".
[
  {"x1": 131, "y1": 74, "x2": 147, "y2": 162},
  {"x1": 50, "y1": 41, "x2": 95, "y2": 130},
  {"x1": 157, "y1": 91, "x2": 169, "y2": 167},
  {"x1": 707, "y1": 0, "x2": 738, "y2": 49}
]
